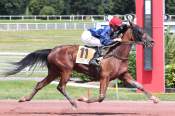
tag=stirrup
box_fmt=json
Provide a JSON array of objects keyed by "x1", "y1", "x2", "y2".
[{"x1": 89, "y1": 59, "x2": 100, "y2": 67}]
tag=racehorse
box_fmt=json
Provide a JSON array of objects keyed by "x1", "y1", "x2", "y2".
[{"x1": 4, "y1": 22, "x2": 159, "y2": 108}]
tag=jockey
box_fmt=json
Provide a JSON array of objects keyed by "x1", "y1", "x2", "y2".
[{"x1": 81, "y1": 16, "x2": 124, "y2": 66}]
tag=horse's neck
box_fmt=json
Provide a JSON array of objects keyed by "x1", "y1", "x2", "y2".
[
  {"x1": 104, "y1": 28, "x2": 133, "y2": 60},
  {"x1": 112, "y1": 44, "x2": 132, "y2": 60},
  {"x1": 110, "y1": 28, "x2": 133, "y2": 59}
]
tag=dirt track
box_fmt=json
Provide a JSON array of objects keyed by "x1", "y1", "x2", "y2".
[{"x1": 0, "y1": 100, "x2": 175, "y2": 116}]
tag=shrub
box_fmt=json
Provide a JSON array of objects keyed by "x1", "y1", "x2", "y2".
[
  {"x1": 128, "y1": 52, "x2": 136, "y2": 79},
  {"x1": 39, "y1": 6, "x2": 56, "y2": 15},
  {"x1": 165, "y1": 31, "x2": 175, "y2": 88},
  {"x1": 165, "y1": 64, "x2": 175, "y2": 88},
  {"x1": 165, "y1": 32, "x2": 175, "y2": 65}
]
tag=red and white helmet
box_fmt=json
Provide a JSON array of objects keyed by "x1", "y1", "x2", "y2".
[{"x1": 109, "y1": 16, "x2": 123, "y2": 27}]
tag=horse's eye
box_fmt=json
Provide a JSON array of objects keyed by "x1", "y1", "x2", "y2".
[{"x1": 139, "y1": 29, "x2": 143, "y2": 34}]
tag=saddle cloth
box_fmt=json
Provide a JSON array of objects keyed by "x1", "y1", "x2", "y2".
[{"x1": 76, "y1": 46, "x2": 95, "y2": 64}]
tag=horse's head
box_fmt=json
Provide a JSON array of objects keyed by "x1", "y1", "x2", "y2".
[{"x1": 122, "y1": 21, "x2": 154, "y2": 47}]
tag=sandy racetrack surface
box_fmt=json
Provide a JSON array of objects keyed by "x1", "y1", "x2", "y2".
[{"x1": 0, "y1": 100, "x2": 175, "y2": 116}]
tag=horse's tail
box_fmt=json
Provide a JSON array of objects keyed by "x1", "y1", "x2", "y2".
[{"x1": 4, "y1": 49, "x2": 52, "y2": 77}]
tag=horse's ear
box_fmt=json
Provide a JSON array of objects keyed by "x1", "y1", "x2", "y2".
[{"x1": 129, "y1": 20, "x2": 133, "y2": 27}]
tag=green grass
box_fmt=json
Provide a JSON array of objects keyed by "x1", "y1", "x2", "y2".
[
  {"x1": 0, "y1": 80, "x2": 175, "y2": 101},
  {"x1": 0, "y1": 30, "x2": 83, "y2": 52}
]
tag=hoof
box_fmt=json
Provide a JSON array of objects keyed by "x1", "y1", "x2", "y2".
[
  {"x1": 150, "y1": 96, "x2": 159, "y2": 104},
  {"x1": 77, "y1": 96, "x2": 88, "y2": 102},
  {"x1": 70, "y1": 101, "x2": 78, "y2": 110},
  {"x1": 71, "y1": 104, "x2": 77, "y2": 111},
  {"x1": 18, "y1": 97, "x2": 30, "y2": 102},
  {"x1": 72, "y1": 107, "x2": 77, "y2": 111}
]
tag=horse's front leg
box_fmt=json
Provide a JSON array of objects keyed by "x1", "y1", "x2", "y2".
[
  {"x1": 122, "y1": 72, "x2": 159, "y2": 103},
  {"x1": 78, "y1": 75, "x2": 109, "y2": 103},
  {"x1": 57, "y1": 71, "x2": 77, "y2": 108}
]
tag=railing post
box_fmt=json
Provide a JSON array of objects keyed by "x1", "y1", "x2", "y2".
[
  {"x1": 74, "y1": 23, "x2": 76, "y2": 30},
  {"x1": 64, "y1": 22, "x2": 67, "y2": 30},
  {"x1": 82, "y1": 15, "x2": 83, "y2": 21},
  {"x1": 34, "y1": 16, "x2": 36, "y2": 21},
  {"x1": 17, "y1": 23, "x2": 19, "y2": 31},
  {"x1": 45, "y1": 23, "x2": 48, "y2": 30},
  {"x1": 54, "y1": 23, "x2": 57, "y2": 30},
  {"x1": 83, "y1": 23, "x2": 86, "y2": 30},
  {"x1": 7, "y1": 23, "x2": 9, "y2": 31},
  {"x1": 35, "y1": 23, "x2": 38, "y2": 30},
  {"x1": 26, "y1": 23, "x2": 29, "y2": 31}
]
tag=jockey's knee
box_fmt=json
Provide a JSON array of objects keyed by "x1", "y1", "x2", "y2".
[{"x1": 81, "y1": 30, "x2": 91, "y2": 43}]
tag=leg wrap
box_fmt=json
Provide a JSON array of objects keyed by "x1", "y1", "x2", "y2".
[{"x1": 130, "y1": 80, "x2": 143, "y2": 89}]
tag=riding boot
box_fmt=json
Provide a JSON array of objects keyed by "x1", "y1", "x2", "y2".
[{"x1": 89, "y1": 47, "x2": 101, "y2": 67}]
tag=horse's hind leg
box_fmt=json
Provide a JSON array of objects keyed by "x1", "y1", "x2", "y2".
[
  {"x1": 19, "y1": 70, "x2": 58, "y2": 102},
  {"x1": 122, "y1": 72, "x2": 159, "y2": 103},
  {"x1": 57, "y1": 71, "x2": 77, "y2": 108}
]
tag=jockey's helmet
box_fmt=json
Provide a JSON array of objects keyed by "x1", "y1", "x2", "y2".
[{"x1": 109, "y1": 17, "x2": 123, "y2": 27}]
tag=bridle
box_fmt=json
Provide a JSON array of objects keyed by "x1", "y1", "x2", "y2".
[
  {"x1": 119, "y1": 26, "x2": 152, "y2": 47},
  {"x1": 104, "y1": 26, "x2": 152, "y2": 60}
]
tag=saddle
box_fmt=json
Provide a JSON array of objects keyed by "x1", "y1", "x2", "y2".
[
  {"x1": 75, "y1": 41, "x2": 121, "y2": 65},
  {"x1": 85, "y1": 41, "x2": 121, "y2": 57}
]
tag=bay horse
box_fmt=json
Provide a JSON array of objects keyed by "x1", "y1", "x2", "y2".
[{"x1": 5, "y1": 22, "x2": 159, "y2": 108}]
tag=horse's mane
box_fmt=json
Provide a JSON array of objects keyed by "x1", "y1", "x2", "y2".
[
  {"x1": 131, "y1": 24, "x2": 144, "y2": 42},
  {"x1": 104, "y1": 25, "x2": 131, "y2": 53},
  {"x1": 103, "y1": 24, "x2": 140, "y2": 58}
]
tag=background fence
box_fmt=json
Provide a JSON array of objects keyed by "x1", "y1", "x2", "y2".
[
  {"x1": 0, "y1": 15, "x2": 106, "y2": 21},
  {"x1": 0, "y1": 15, "x2": 174, "y2": 33},
  {"x1": 0, "y1": 14, "x2": 175, "y2": 21},
  {"x1": 0, "y1": 22, "x2": 174, "y2": 33},
  {"x1": 0, "y1": 23, "x2": 95, "y2": 31}
]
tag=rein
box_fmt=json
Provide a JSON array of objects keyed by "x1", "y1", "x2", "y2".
[
  {"x1": 103, "y1": 42, "x2": 131, "y2": 60},
  {"x1": 120, "y1": 41, "x2": 144, "y2": 45},
  {"x1": 103, "y1": 41, "x2": 144, "y2": 61},
  {"x1": 110, "y1": 52, "x2": 129, "y2": 60}
]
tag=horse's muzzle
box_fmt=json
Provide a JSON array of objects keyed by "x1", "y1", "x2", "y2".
[{"x1": 143, "y1": 34, "x2": 154, "y2": 48}]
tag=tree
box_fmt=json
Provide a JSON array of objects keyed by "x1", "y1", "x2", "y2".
[
  {"x1": 0, "y1": 0, "x2": 28, "y2": 15},
  {"x1": 1, "y1": 0, "x2": 174, "y2": 15},
  {"x1": 111, "y1": 0, "x2": 135, "y2": 15},
  {"x1": 40, "y1": 6, "x2": 56, "y2": 15},
  {"x1": 29, "y1": 0, "x2": 64, "y2": 15},
  {"x1": 29, "y1": 0, "x2": 48, "y2": 15},
  {"x1": 49, "y1": 0, "x2": 64, "y2": 15},
  {"x1": 98, "y1": 0, "x2": 114, "y2": 15},
  {"x1": 68, "y1": 0, "x2": 106, "y2": 15},
  {"x1": 62, "y1": 0, "x2": 71, "y2": 14},
  {"x1": 166, "y1": 0, "x2": 175, "y2": 15}
]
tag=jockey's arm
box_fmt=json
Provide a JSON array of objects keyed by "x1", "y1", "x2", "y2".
[
  {"x1": 99, "y1": 26, "x2": 113, "y2": 46},
  {"x1": 111, "y1": 24, "x2": 128, "y2": 40},
  {"x1": 113, "y1": 33, "x2": 123, "y2": 42}
]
